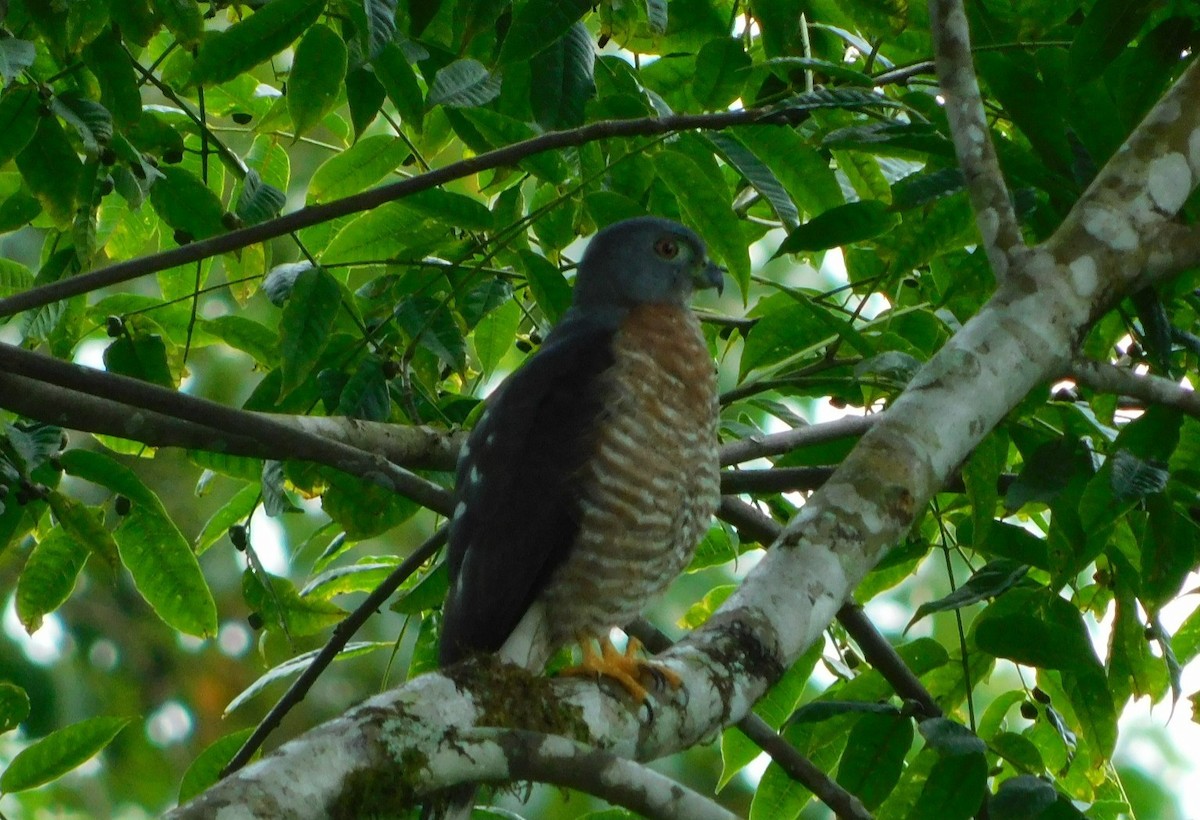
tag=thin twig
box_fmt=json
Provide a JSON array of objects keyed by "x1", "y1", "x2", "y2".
[
  {"x1": 0, "y1": 106, "x2": 843, "y2": 319},
  {"x1": 222, "y1": 526, "x2": 448, "y2": 776},
  {"x1": 928, "y1": 0, "x2": 1024, "y2": 280},
  {"x1": 1070, "y1": 358, "x2": 1200, "y2": 418}
]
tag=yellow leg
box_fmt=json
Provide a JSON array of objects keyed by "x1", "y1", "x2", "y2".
[{"x1": 560, "y1": 634, "x2": 682, "y2": 702}]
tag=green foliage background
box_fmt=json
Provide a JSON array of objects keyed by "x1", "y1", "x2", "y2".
[{"x1": 0, "y1": 0, "x2": 1196, "y2": 817}]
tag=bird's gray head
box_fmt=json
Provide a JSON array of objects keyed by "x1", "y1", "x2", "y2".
[{"x1": 571, "y1": 216, "x2": 724, "y2": 311}]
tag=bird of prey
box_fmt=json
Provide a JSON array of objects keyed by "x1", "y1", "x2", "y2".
[{"x1": 438, "y1": 215, "x2": 723, "y2": 698}]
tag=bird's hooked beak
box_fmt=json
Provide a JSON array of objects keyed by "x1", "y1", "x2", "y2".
[{"x1": 696, "y1": 259, "x2": 726, "y2": 296}]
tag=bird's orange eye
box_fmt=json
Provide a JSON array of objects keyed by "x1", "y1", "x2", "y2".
[{"x1": 654, "y1": 237, "x2": 680, "y2": 259}]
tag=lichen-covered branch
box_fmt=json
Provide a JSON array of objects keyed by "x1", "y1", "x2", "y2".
[
  {"x1": 929, "y1": 0, "x2": 1025, "y2": 279},
  {"x1": 718, "y1": 414, "x2": 876, "y2": 466}
]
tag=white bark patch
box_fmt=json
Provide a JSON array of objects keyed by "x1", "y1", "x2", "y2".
[
  {"x1": 1081, "y1": 205, "x2": 1139, "y2": 251},
  {"x1": 978, "y1": 207, "x2": 999, "y2": 247},
  {"x1": 1190, "y1": 129, "x2": 1200, "y2": 175},
  {"x1": 1068, "y1": 256, "x2": 1098, "y2": 298},
  {"x1": 1148, "y1": 152, "x2": 1192, "y2": 214}
]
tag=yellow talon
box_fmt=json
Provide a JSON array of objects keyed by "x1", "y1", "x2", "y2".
[{"x1": 560, "y1": 634, "x2": 681, "y2": 702}]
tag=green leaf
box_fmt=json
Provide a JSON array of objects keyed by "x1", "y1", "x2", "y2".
[
  {"x1": 195, "y1": 482, "x2": 261, "y2": 555},
  {"x1": 15, "y1": 528, "x2": 89, "y2": 634},
  {"x1": 0, "y1": 682, "x2": 30, "y2": 734},
  {"x1": 345, "y1": 66, "x2": 386, "y2": 139},
  {"x1": 225, "y1": 642, "x2": 389, "y2": 714},
  {"x1": 321, "y1": 470, "x2": 418, "y2": 539},
  {"x1": 654, "y1": 149, "x2": 750, "y2": 294},
  {"x1": 691, "y1": 38, "x2": 751, "y2": 110},
  {"x1": 336, "y1": 355, "x2": 391, "y2": 421},
  {"x1": 178, "y1": 728, "x2": 255, "y2": 803},
  {"x1": 288, "y1": 24, "x2": 347, "y2": 138},
  {"x1": 1108, "y1": 449, "x2": 1168, "y2": 501},
  {"x1": 60, "y1": 449, "x2": 217, "y2": 638},
  {"x1": 473, "y1": 299, "x2": 521, "y2": 377},
  {"x1": 891, "y1": 167, "x2": 966, "y2": 210},
  {"x1": 150, "y1": 166, "x2": 226, "y2": 241},
  {"x1": 988, "y1": 775, "x2": 1060, "y2": 820},
  {"x1": 242, "y1": 570, "x2": 346, "y2": 638},
  {"x1": 518, "y1": 249, "x2": 572, "y2": 324},
  {"x1": 85, "y1": 28, "x2": 141, "y2": 128},
  {"x1": 235, "y1": 169, "x2": 286, "y2": 227},
  {"x1": 372, "y1": 43, "x2": 425, "y2": 130},
  {"x1": 15, "y1": 115, "x2": 81, "y2": 226},
  {"x1": 428, "y1": 58, "x2": 501, "y2": 108},
  {"x1": 0, "y1": 88, "x2": 41, "y2": 166},
  {"x1": 0, "y1": 39, "x2": 36, "y2": 85},
  {"x1": 739, "y1": 292, "x2": 839, "y2": 377},
  {"x1": 775, "y1": 200, "x2": 894, "y2": 255},
  {"x1": 1067, "y1": 0, "x2": 1152, "y2": 85},
  {"x1": 911, "y1": 720, "x2": 988, "y2": 820},
  {"x1": 192, "y1": 0, "x2": 328, "y2": 86},
  {"x1": 973, "y1": 588, "x2": 1098, "y2": 671},
  {"x1": 836, "y1": 712, "x2": 913, "y2": 809},
  {"x1": 455, "y1": 108, "x2": 568, "y2": 183},
  {"x1": 678, "y1": 584, "x2": 736, "y2": 629},
  {"x1": 499, "y1": 0, "x2": 592, "y2": 66},
  {"x1": 46, "y1": 489, "x2": 119, "y2": 569},
  {"x1": 307, "y1": 135, "x2": 409, "y2": 204},
  {"x1": 153, "y1": 0, "x2": 203, "y2": 49},
  {"x1": 732, "y1": 125, "x2": 843, "y2": 216},
  {"x1": 906, "y1": 559, "x2": 1029, "y2": 631},
  {"x1": 707, "y1": 132, "x2": 799, "y2": 228},
  {"x1": 201, "y1": 315, "x2": 279, "y2": 365},
  {"x1": 388, "y1": 563, "x2": 449, "y2": 615},
  {"x1": 531, "y1": 22, "x2": 595, "y2": 130},
  {"x1": 279, "y1": 266, "x2": 341, "y2": 397},
  {"x1": 0, "y1": 716, "x2": 131, "y2": 793},
  {"x1": 319, "y1": 201, "x2": 431, "y2": 265},
  {"x1": 103, "y1": 334, "x2": 175, "y2": 388}
]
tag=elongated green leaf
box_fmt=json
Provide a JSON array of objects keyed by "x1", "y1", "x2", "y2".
[
  {"x1": 288, "y1": 24, "x2": 347, "y2": 137},
  {"x1": 499, "y1": 0, "x2": 592, "y2": 65},
  {"x1": 0, "y1": 88, "x2": 41, "y2": 167},
  {"x1": 179, "y1": 728, "x2": 255, "y2": 803},
  {"x1": 192, "y1": 0, "x2": 327, "y2": 86},
  {"x1": 531, "y1": 22, "x2": 595, "y2": 130},
  {"x1": 654, "y1": 149, "x2": 750, "y2": 294},
  {"x1": 336, "y1": 355, "x2": 391, "y2": 420},
  {"x1": 0, "y1": 716, "x2": 131, "y2": 793},
  {"x1": 307, "y1": 135, "x2": 408, "y2": 204},
  {"x1": 911, "y1": 720, "x2": 988, "y2": 820},
  {"x1": 15, "y1": 528, "x2": 89, "y2": 633},
  {"x1": 906, "y1": 559, "x2": 1029, "y2": 631},
  {"x1": 150, "y1": 166, "x2": 226, "y2": 241},
  {"x1": 519, "y1": 249, "x2": 572, "y2": 323},
  {"x1": 472, "y1": 299, "x2": 521, "y2": 376},
  {"x1": 103, "y1": 334, "x2": 175, "y2": 388},
  {"x1": 60, "y1": 449, "x2": 217, "y2": 638},
  {"x1": 152, "y1": 0, "x2": 202, "y2": 49},
  {"x1": 345, "y1": 66, "x2": 386, "y2": 138},
  {"x1": 194, "y1": 482, "x2": 261, "y2": 555},
  {"x1": 455, "y1": 108, "x2": 568, "y2": 183},
  {"x1": 708, "y1": 132, "x2": 799, "y2": 228},
  {"x1": 225, "y1": 641, "x2": 389, "y2": 714},
  {"x1": 85, "y1": 28, "x2": 140, "y2": 128},
  {"x1": 775, "y1": 200, "x2": 893, "y2": 255},
  {"x1": 732, "y1": 125, "x2": 843, "y2": 216},
  {"x1": 46, "y1": 490, "x2": 119, "y2": 570},
  {"x1": 0, "y1": 39, "x2": 36, "y2": 85},
  {"x1": 300, "y1": 558, "x2": 398, "y2": 599},
  {"x1": 201, "y1": 315, "x2": 278, "y2": 365},
  {"x1": 242, "y1": 570, "x2": 346, "y2": 638},
  {"x1": 372, "y1": 43, "x2": 424, "y2": 129},
  {"x1": 837, "y1": 712, "x2": 913, "y2": 809},
  {"x1": 15, "y1": 115, "x2": 81, "y2": 226},
  {"x1": 428, "y1": 58, "x2": 501, "y2": 108},
  {"x1": 692, "y1": 38, "x2": 751, "y2": 110},
  {"x1": 0, "y1": 682, "x2": 30, "y2": 734},
  {"x1": 320, "y1": 201, "x2": 427, "y2": 265},
  {"x1": 988, "y1": 775, "x2": 1061, "y2": 820},
  {"x1": 400, "y1": 188, "x2": 493, "y2": 232},
  {"x1": 279, "y1": 266, "x2": 341, "y2": 397},
  {"x1": 1068, "y1": 0, "x2": 1151, "y2": 84}
]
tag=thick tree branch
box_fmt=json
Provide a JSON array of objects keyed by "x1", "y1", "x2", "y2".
[
  {"x1": 929, "y1": 0, "x2": 1025, "y2": 279},
  {"x1": 0, "y1": 370, "x2": 463, "y2": 470},
  {"x1": 0, "y1": 106, "x2": 856, "y2": 320},
  {"x1": 1145, "y1": 221, "x2": 1200, "y2": 283},
  {"x1": 0, "y1": 343, "x2": 454, "y2": 515},
  {"x1": 1069, "y1": 359, "x2": 1200, "y2": 418},
  {"x1": 718, "y1": 414, "x2": 876, "y2": 466}
]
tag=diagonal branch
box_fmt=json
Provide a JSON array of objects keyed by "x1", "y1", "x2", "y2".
[
  {"x1": 0, "y1": 105, "x2": 855, "y2": 319},
  {"x1": 1069, "y1": 358, "x2": 1200, "y2": 418},
  {"x1": 0, "y1": 343, "x2": 454, "y2": 515},
  {"x1": 929, "y1": 0, "x2": 1025, "y2": 280}
]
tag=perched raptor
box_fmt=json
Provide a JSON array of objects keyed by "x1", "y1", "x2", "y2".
[{"x1": 439, "y1": 215, "x2": 724, "y2": 696}]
